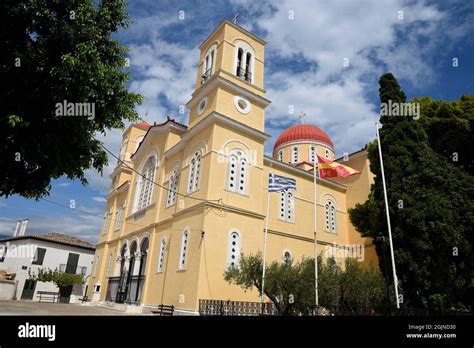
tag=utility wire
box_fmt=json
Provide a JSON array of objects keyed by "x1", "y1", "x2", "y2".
[
  {"x1": 100, "y1": 143, "x2": 222, "y2": 204},
  {"x1": 40, "y1": 197, "x2": 202, "y2": 232}
]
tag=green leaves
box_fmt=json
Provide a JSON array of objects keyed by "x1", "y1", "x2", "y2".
[
  {"x1": 29, "y1": 268, "x2": 84, "y2": 288},
  {"x1": 0, "y1": 0, "x2": 143, "y2": 198},
  {"x1": 224, "y1": 253, "x2": 387, "y2": 315},
  {"x1": 349, "y1": 73, "x2": 473, "y2": 310}
]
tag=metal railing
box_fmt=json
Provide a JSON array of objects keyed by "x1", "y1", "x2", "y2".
[
  {"x1": 236, "y1": 67, "x2": 252, "y2": 82},
  {"x1": 59, "y1": 264, "x2": 87, "y2": 275},
  {"x1": 199, "y1": 299, "x2": 276, "y2": 316},
  {"x1": 201, "y1": 69, "x2": 212, "y2": 84}
]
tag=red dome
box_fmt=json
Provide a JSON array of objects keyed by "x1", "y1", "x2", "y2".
[
  {"x1": 134, "y1": 121, "x2": 150, "y2": 130},
  {"x1": 274, "y1": 124, "x2": 333, "y2": 150}
]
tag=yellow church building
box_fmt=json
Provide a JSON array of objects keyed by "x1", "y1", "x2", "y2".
[{"x1": 86, "y1": 19, "x2": 377, "y2": 314}]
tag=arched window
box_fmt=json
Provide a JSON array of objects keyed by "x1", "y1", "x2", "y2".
[
  {"x1": 324, "y1": 200, "x2": 337, "y2": 233},
  {"x1": 283, "y1": 250, "x2": 293, "y2": 265},
  {"x1": 178, "y1": 229, "x2": 189, "y2": 270},
  {"x1": 135, "y1": 156, "x2": 156, "y2": 211},
  {"x1": 166, "y1": 167, "x2": 180, "y2": 207},
  {"x1": 119, "y1": 137, "x2": 128, "y2": 161},
  {"x1": 157, "y1": 238, "x2": 167, "y2": 273},
  {"x1": 106, "y1": 253, "x2": 113, "y2": 276},
  {"x1": 310, "y1": 146, "x2": 316, "y2": 163},
  {"x1": 227, "y1": 149, "x2": 248, "y2": 195},
  {"x1": 234, "y1": 42, "x2": 255, "y2": 83},
  {"x1": 279, "y1": 190, "x2": 295, "y2": 223},
  {"x1": 227, "y1": 231, "x2": 241, "y2": 268},
  {"x1": 278, "y1": 150, "x2": 283, "y2": 161},
  {"x1": 93, "y1": 255, "x2": 100, "y2": 277},
  {"x1": 102, "y1": 208, "x2": 112, "y2": 235},
  {"x1": 236, "y1": 48, "x2": 243, "y2": 77},
  {"x1": 201, "y1": 45, "x2": 216, "y2": 84},
  {"x1": 114, "y1": 202, "x2": 125, "y2": 231},
  {"x1": 325, "y1": 148, "x2": 330, "y2": 159},
  {"x1": 187, "y1": 151, "x2": 201, "y2": 194},
  {"x1": 134, "y1": 136, "x2": 144, "y2": 153},
  {"x1": 292, "y1": 147, "x2": 299, "y2": 163}
]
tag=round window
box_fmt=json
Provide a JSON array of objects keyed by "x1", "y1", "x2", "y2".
[
  {"x1": 233, "y1": 96, "x2": 251, "y2": 114},
  {"x1": 197, "y1": 96, "x2": 208, "y2": 115}
]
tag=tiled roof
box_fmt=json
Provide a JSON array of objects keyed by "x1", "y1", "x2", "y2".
[
  {"x1": 274, "y1": 124, "x2": 334, "y2": 150},
  {"x1": 0, "y1": 233, "x2": 95, "y2": 250}
]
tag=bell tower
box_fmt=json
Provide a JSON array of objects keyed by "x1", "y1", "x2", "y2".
[{"x1": 186, "y1": 19, "x2": 270, "y2": 132}]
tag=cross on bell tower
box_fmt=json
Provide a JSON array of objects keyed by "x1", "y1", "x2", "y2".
[
  {"x1": 232, "y1": 13, "x2": 239, "y2": 24},
  {"x1": 299, "y1": 111, "x2": 306, "y2": 125}
]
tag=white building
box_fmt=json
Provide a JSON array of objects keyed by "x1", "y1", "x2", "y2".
[{"x1": 0, "y1": 228, "x2": 95, "y2": 303}]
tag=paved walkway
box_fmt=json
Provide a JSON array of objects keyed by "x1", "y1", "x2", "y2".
[{"x1": 0, "y1": 300, "x2": 146, "y2": 315}]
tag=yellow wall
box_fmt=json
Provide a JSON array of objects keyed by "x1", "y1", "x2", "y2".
[{"x1": 87, "y1": 20, "x2": 378, "y2": 312}]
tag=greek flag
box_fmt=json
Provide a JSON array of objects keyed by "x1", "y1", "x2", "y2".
[{"x1": 268, "y1": 173, "x2": 296, "y2": 192}]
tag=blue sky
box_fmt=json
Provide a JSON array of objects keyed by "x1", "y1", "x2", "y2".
[{"x1": 1, "y1": 0, "x2": 473, "y2": 243}]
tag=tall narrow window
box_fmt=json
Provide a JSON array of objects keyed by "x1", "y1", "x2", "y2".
[
  {"x1": 102, "y1": 209, "x2": 112, "y2": 235},
  {"x1": 236, "y1": 48, "x2": 243, "y2": 76},
  {"x1": 157, "y1": 238, "x2": 167, "y2": 273},
  {"x1": 93, "y1": 256, "x2": 100, "y2": 277},
  {"x1": 114, "y1": 204, "x2": 124, "y2": 231},
  {"x1": 292, "y1": 147, "x2": 299, "y2": 163},
  {"x1": 227, "y1": 231, "x2": 241, "y2": 268},
  {"x1": 278, "y1": 150, "x2": 283, "y2": 161},
  {"x1": 325, "y1": 148, "x2": 330, "y2": 159},
  {"x1": 187, "y1": 151, "x2": 201, "y2": 194},
  {"x1": 324, "y1": 200, "x2": 337, "y2": 233},
  {"x1": 310, "y1": 146, "x2": 316, "y2": 163},
  {"x1": 202, "y1": 46, "x2": 216, "y2": 84},
  {"x1": 283, "y1": 250, "x2": 293, "y2": 265},
  {"x1": 106, "y1": 253, "x2": 112, "y2": 276},
  {"x1": 166, "y1": 168, "x2": 180, "y2": 207},
  {"x1": 245, "y1": 52, "x2": 252, "y2": 81},
  {"x1": 279, "y1": 190, "x2": 295, "y2": 223},
  {"x1": 178, "y1": 229, "x2": 189, "y2": 270},
  {"x1": 136, "y1": 156, "x2": 156, "y2": 211},
  {"x1": 227, "y1": 149, "x2": 248, "y2": 195}
]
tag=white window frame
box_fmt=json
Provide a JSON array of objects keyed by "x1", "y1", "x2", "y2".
[
  {"x1": 325, "y1": 148, "x2": 330, "y2": 159},
  {"x1": 157, "y1": 237, "x2": 167, "y2": 273},
  {"x1": 203, "y1": 44, "x2": 216, "y2": 76},
  {"x1": 309, "y1": 146, "x2": 316, "y2": 163},
  {"x1": 166, "y1": 167, "x2": 180, "y2": 207},
  {"x1": 233, "y1": 41, "x2": 255, "y2": 84},
  {"x1": 227, "y1": 230, "x2": 241, "y2": 268},
  {"x1": 292, "y1": 146, "x2": 299, "y2": 163},
  {"x1": 324, "y1": 199, "x2": 337, "y2": 234},
  {"x1": 278, "y1": 150, "x2": 283, "y2": 161},
  {"x1": 93, "y1": 256, "x2": 100, "y2": 277},
  {"x1": 114, "y1": 203, "x2": 124, "y2": 231},
  {"x1": 226, "y1": 149, "x2": 248, "y2": 195},
  {"x1": 282, "y1": 249, "x2": 293, "y2": 265},
  {"x1": 106, "y1": 253, "x2": 112, "y2": 277},
  {"x1": 278, "y1": 189, "x2": 295, "y2": 223},
  {"x1": 134, "y1": 155, "x2": 157, "y2": 212},
  {"x1": 187, "y1": 151, "x2": 202, "y2": 194},
  {"x1": 178, "y1": 229, "x2": 189, "y2": 270}
]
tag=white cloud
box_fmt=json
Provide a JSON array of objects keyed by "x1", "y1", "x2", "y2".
[{"x1": 92, "y1": 197, "x2": 106, "y2": 203}]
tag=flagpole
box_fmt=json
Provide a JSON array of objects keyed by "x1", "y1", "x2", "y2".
[
  {"x1": 375, "y1": 121, "x2": 400, "y2": 309},
  {"x1": 260, "y1": 171, "x2": 272, "y2": 305},
  {"x1": 313, "y1": 157, "x2": 319, "y2": 309}
]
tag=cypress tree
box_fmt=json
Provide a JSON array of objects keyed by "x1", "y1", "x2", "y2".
[{"x1": 349, "y1": 73, "x2": 474, "y2": 310}]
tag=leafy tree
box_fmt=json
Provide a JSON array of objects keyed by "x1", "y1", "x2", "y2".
[
  {"x1": 414, "y1": 95, "x2": 474, "y2": 175},
  {"x1": 349, "y1": 73, "x2": 474, "y2": 310},
  {"x1": 0, "y1": 0, "x2": 143, "y2": 198},
  {"x1": 224, "y1": 252, "x2": 387, "y2": 315},
  {"x1": 29, "y1": 268, "x2": 84, "y2": 289}
]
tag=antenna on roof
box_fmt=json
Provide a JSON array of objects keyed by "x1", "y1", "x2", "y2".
[
  {"x1": 232, "y1": 13, "x2": 239, "y2": 24},
  {"x1": 300, "y1": 111, "x2": 306, "y2": 125}
]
